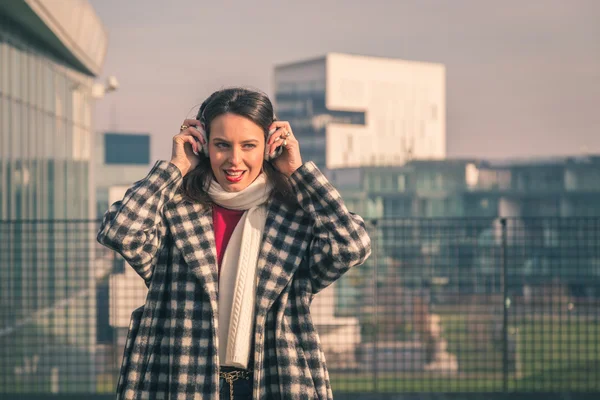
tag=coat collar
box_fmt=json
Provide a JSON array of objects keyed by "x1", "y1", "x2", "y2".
[{"x1": 165, "y1": 194, "x2": 309, "y2": 322}]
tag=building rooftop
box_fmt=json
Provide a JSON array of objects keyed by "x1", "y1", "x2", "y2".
[
  {"x1": 0, "y1": 0, "x2": 107, "y2": 76},
  {"x1": 274, "y1": 52, "x2": 445, "y2": 70},
  {"x1": 480, "y1": 155, "x2": 600, "y2": 168}
]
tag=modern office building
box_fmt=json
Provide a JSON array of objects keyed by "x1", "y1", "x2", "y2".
[
  {"x1": 330, "y1": 155, "x2": 600, "y2": 219},
  {"x1": 0, "y1": 0, "x2": 107, "y2": 392},
  {"x1": 273, "y1": 53, "x2": 445, "y2": 341},
  {"x1": 95, "y1": 131, "x2": 151, "y2": 218},
  {"x1": 469, "y1": 156, "x2": 600, "y2": 218},
  {"x1": 274, "y1": 52, "x2": 446, "y2": 170},
  {"x1": 94, "y1": 131, "x2": 151, "y2": 363},
  {"x1": 330, "y1": 155, "x2": 600, "y2": 315}
]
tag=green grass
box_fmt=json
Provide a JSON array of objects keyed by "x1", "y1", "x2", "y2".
[
  {"x1": 510, "y1": 317, "x2": 600, "y2": 391},
  {"x1": 4, "y1": 314, "x2": 599, "y2": 393},
  {"x1": 331, "y1": 373, "x2": 502, "y2": 392},
  {"x1": 331, "y1": 314, "x2": 600, "y2": 392}
]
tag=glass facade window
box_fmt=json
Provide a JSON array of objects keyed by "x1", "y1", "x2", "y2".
[
  {"x1": 383, "y1": 197, "x2": 412, "y2": 217},
  {"x1": 0, "y1": 12, "x2": 97, "y2": 393},
  {"x1": 395, "y1": 174, "x2": 404, "y2": 192},
  {"x1": 104, "y1": 133, "x2": 151, "y2": 165},
  {"x1": 275, "y1": 85, "x2": 365, "y2": 171},
  {"x1": 0, "y1": 23, "x2": 93, "y2": 220}
]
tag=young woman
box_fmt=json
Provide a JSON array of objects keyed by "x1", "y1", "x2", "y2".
[{"x1": 97, "y1": 87, "x2": 371, "y2": 400}]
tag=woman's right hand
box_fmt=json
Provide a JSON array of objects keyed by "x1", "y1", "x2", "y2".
[{"x1": 170, "y1": 119, "x2": 206, "y2": 176}]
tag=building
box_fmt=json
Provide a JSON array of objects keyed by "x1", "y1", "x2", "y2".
[
  {"x1": 274, "y1": 52, "x2": 446, "y2": 170},
  {"x1": 330, "y1": 155, "x2": 600, "y2": 313},
  {"x1": 468, "y1": 156, "x2": 600, "y2": 218},
  {"x1": 0, "y1": 0, "x2": 107, "y2": 393},
  {"x1": 95, "y1": 131, "x2": 152, "y2": 218},
  {"x1": 273, "y1": 53, "x2": 445, "y2": 351},
  {"x1": 330, "y1": 155, "x2": 600, "y2": 219},
  {"x1": 94, "y1": 131, "x2": 152, "y2": 362}
]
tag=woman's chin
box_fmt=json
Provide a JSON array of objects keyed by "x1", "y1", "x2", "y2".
[{"x1": 219, "y1": 178, "x2": 249, "y2": 192}]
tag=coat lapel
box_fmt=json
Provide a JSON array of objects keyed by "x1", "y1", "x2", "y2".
[
  {"x1": 254, "y1": 200, "x2": 311, "y2": 319},
  {"x1": 165, "y1": 195, "x2": 219, "y2": 317},
  {"x1": 165, "y1": 195, "x2": 310, "y2": 328}
]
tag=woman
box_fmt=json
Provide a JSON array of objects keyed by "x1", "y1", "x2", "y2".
[{"x1": 97, "y1": 87, "x2": 371, "y2": 400}]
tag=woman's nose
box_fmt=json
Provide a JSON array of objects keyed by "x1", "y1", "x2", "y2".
[{"x1": 229, "y1": 147, "x2": 242, "y2": 164}]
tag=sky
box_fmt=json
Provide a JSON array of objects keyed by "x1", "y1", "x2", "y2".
[{"x1": 89, "y1": 0, "x2": 600, "y2": 163}]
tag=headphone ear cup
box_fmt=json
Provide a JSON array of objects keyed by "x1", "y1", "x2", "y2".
[
  {"x1": 201, "y1": 129, "x2": 209, "y2": 158},
  {"x1": 264, "y1": 129, "x2": 274, "y2": 161},
  {"x1": 264, "y1": 128, "x2": 284, "y2": 161},
  {"x1": 197, "y1": 123, "x2": 209, "y2": 158}
]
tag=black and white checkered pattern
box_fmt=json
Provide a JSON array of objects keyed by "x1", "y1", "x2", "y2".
[{"x1": 97, "y1": 160, "x2": 371, "y2": 399}]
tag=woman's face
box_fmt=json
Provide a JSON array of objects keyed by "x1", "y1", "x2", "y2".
[{"x1": 208, "y1": 113, "x2": 265, "y2": 192}]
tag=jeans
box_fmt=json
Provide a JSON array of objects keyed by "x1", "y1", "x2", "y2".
[{"x1": 219, "y1": 375, "x2": 252, "y2": 400}]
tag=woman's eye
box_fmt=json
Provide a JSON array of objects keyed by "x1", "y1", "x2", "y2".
[{"x1": 216, "y1": 143, "x2": 229, "y2": 149}]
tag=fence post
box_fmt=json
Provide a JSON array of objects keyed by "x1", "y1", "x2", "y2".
[
  {"x1": 370, "y1": 219, "x2": 379, "y2": 393},
  {"x1": 501, "y1": 218, "x2": 508, "y2": 393}
]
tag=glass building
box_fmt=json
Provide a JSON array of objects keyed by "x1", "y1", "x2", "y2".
[
  {"x1": 95, "y1": 132, "x2": 151, "y2": 218},
  {"x1": 329, "y1": 156, "x2": 600, "y2": 313},
  {"x1": 0, "y1": 0, "x2": 107, "y2": 393},
  {"x1": 93, "y1": 131, "x2": 152, "y2": 363}
]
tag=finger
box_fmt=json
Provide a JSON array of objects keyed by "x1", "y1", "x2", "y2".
[
  {"x1": 270, "y1": 136, "x2": 295, "y2": 155},
  {"x1": 268, "y1": 122, "x2": 292, "y2": 144},
  {"x1": 268, "y1": 134, "x2": 283, "y2": 155},
  {"x1": 268, "y1": 130, "x2": 282, "y2": 146},
  {"x1": 269, "y1": 120, "x2": 290, "y2": 128},
  {"x1": 270, "y1": 129, "x2": 293, "y2": 146},
  {"x1": 178, "y1": 134, "x2": 200, "y2": 155},
  {"x1": 269, "y1": 120, "x2": 292, "y2": 132},
  {"x1": 269, "y1": 142, "x2": 281, "y2": 157},
  {"x1": 183, "y1": 125, "x2": 206, "y2": 144},
  {"x1": 183, "y1": 119, "x2": 201, "y2": 127},
  {"x1": 268, "y1": 127, "x2": 290, "y2": 145}
]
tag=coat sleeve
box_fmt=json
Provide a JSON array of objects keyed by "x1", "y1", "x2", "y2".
[
  {"x1": 97, "y1": 160, "x2": 183, "y2": 286},
  {"x1": 289, "y1": 161, "x2": 372, "y2": 294}
]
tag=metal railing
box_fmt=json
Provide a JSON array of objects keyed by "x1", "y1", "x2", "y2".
[{"x1": 1, "y1": 217, "x2": 599, "y2": 398}]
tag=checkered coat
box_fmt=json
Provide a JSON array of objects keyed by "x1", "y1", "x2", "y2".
[{"x1": 97, "y1": 160, "x2": 371, "y2": 400}]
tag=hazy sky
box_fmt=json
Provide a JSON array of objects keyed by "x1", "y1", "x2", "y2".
[{"x1": 89, "y1": 0, "x2": 600, "y2": 162}]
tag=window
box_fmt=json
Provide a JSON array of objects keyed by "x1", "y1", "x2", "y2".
[
  {"x1": 104, "y1": 134, "x2": 151, "y2": 165},
  {"x1": 11, "y1": 46, "x2": 21, "y2": 100},
  {"x1": 0, "y1": 41, "x2": 9, "y2": 95},
  {"x1": 398, "y1": 174, "x2": 406, "y2": 192},
  {"x1": 431, "y1": 104, "x2": 438, "y2": 121}
]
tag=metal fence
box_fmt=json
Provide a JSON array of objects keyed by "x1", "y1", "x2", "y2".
[{"x1": 1, "y1": 217, "x2": 599, "y2": 398}]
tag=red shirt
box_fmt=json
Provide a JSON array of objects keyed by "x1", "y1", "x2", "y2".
[{"x1": 212, "y1": 204, "x2": 244, "y2": 277}]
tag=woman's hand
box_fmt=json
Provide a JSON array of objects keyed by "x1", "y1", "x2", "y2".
[
  {"x1": 170, "y1": 119, "x2": 206, "y2": 176},
  {"x1": 267, "y1": 121, "x2": 303, "y2": 177}
]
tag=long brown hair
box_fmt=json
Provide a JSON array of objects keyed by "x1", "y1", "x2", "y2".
[{"x1": 181, "y1": 87, "x2": 297, "y2": 208}]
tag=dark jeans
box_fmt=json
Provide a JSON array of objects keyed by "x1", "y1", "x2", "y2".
[{"x1": 219, "y1": 375, "x2": 252, "y2": 400}]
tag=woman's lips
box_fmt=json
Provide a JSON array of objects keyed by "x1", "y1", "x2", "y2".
[{"x1": 224, "y1": 170, "x2": 245, "y2": 182}]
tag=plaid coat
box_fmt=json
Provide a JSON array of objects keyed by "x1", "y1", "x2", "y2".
[{"x1": 97, "y1": 160, "x2": 371, "y2": 400}]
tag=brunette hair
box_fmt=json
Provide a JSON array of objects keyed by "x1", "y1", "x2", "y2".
[{"x1": 181, "y1": 87, "x2": 297, "y2": 208}]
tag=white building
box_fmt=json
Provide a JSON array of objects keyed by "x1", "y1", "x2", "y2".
[
  {"x1": 273, "y1": 53, "x2": 445, "y2": 358},
  {"x1": 274, "y1": 52, "x2": 446, "y2": 170}
]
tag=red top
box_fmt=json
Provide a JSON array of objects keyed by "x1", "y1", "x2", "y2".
[{"x1": 212, "y1": 204, "x2": 244, "y2": 277}]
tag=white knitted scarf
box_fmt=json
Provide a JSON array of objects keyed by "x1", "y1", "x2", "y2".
[{"x1": 208, "y1": 173, "x2": 271, "y2": 369}]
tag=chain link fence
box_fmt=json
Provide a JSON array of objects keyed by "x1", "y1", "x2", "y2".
[{"x1": 1, "y1": 218, "x2": 599, "y2": 398}]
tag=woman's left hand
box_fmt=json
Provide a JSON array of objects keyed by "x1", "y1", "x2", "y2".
[{"x1": 267, "y1": 121, "x2": 303, "y2": 177}]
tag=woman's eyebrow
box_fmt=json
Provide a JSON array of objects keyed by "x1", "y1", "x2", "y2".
[{"x1": 212, "y1": 138, "x2": 260, "y2": 144}]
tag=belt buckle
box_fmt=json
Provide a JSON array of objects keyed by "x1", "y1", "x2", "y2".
[
  {"x1": 220, "y1": 370, "x2": 249, "y2": 400},
  {"x1": 221, "y1": 370, "x2": 242, "y2": 381}
]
